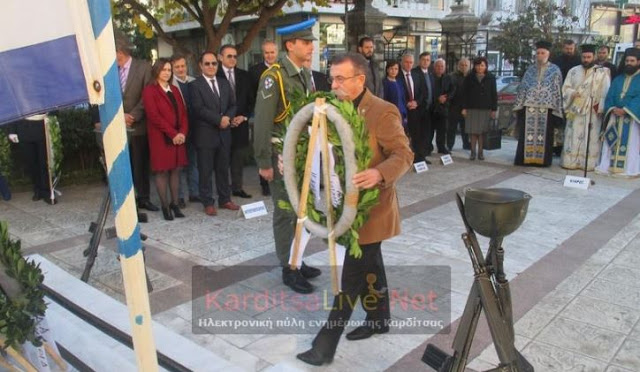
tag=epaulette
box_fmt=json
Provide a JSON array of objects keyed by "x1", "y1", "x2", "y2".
[{"x1": 260, "y1": 63, "x2": 289, "y2": 123}]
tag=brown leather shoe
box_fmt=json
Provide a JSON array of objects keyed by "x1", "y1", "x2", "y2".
[
  {"x1": 221, "y1": 201, "x2": 240, "y2": 211},
  {"x1": 204, "y1": 205, "x2": 217, "y2": 216}
]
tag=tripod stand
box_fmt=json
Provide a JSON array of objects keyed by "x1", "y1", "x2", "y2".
[
  {"x1": 423, "y1": 189, "x2": 533, "y2": 372},
  {"x1": 81, "y1": 156, "x2": 153, "y2": 292}
]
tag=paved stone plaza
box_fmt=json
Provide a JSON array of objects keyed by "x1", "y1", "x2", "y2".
[{"x1": 2, "y1": 137, "x2": 640, "y2": 371}]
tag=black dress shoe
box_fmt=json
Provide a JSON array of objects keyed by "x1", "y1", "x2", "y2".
[
  {"x1": 162, "y1": 207, "x2": 174, "y2": 221},
  {"x1": 188, "y1": 196, "x2": 201, "y2": 203},
  {"x1": 178, "y1": 198, "x2": 186, "y2": 209},
  {"x1": 170, "y1": 203, "x2": 185, "y2": 218},
  {"x1": 232, "y1": 190, "x2": 252, "y2": 198},
  {"x1": 32, "y1": 193, "x2": 42, "y2": 201},
  {"x1": 296, "y1": 348, "x2": 333, "y2": 366},
  {"x1": 439, "y1": 148, "x2": 451, "y2": 155},
  {"x1": 282, "y1": 267, "x2": 313, "y2": 294},
  {"x1": 345, "y1": 325, "x2": 389, "y2": 341},
  {"x1": 138, "y1": 200, "x2": 159, "y2": 211},
  {"x1": 261, "y1": 184, "x2": 271, "y2": 196},
  {"x1": 300, "y1": 262, "x2": 321, "y2": 279}
]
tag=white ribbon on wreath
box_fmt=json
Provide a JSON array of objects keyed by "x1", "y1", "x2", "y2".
[{"x1": 288, "y1": 121, "x2": 347, "y2": 291}]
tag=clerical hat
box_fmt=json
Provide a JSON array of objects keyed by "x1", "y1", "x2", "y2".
[
  {"x1": 624, "y1": 47, "x2": 640, "y2": 59},
  {"x1": 277, "y1": 19, "x2": 318, "y2": 41},
  {"x1": 580, "y1": 44, "x2": 597, "y2": 54},
  {"x1": 535, "y1": 40, "x2": 553, "y2": 50}
]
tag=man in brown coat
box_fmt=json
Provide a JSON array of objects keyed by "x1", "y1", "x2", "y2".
[{"x1": 297, "y1": 53, "x2": 413, "y2": 366}]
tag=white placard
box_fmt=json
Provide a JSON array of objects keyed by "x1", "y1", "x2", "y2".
[
  {"x1": 441, "y1": 154, "x2": 454, "y2": 165},
  {"x1": 563, "y1": 175, "x2": 590, "y2": 190},
  {"x1": 413, "y1": 161, "x2": 429, "y2": 173},
  {"x1": 241, "y1": 201, "x2": 268, "y2": 219}
]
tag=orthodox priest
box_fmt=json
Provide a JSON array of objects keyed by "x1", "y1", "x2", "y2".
[
  {"x1": 560, "y1": 44, "x2": 611, "y2": 170},
  {"x1": 513, "y1": 41, "x2": 564, "y2": 167},
  {"x1": 596, "y1": 48, "x2": 640, "y2": 177}
]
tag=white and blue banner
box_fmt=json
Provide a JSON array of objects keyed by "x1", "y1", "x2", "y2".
[{"x1": 0, "y1": 0, "x2": 104, "y2": 125}]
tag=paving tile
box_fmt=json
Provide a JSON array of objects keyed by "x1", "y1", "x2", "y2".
[
  {"x1": 582, "y1": 279, "x2": 640, "y2": 310},
  {"x1": 560, "y1": 296, "x2": 640, "y2": 334},
  {"x1": 514, "y1": 307, "x2": 557, "y2": 339},
  {"x1": 555, "y1": 263, "x2": 608, "y2": 296},
  {"x1": 598, "y1": 264, "x2": 640, "y2": 288},
  {"x1": 612, "y1": 338, "x2": 640, "y2": 371},
  {"x1": 606, "y1": 365, "x2": 635, "y2": 372},
  {"x1": 521, "y1": 341, "x2": 608, "y2": 372},
  {"x1": 536, "y1": 317, "x2": 626, "y2": 361}
]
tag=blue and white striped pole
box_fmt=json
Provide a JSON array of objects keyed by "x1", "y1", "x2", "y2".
[{"x1": 87, "y1": 0, "x2": 158, "y2": 369}]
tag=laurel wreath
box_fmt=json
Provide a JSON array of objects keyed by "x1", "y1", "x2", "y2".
[
  {"x1": 275, "y1": 91, "x2": 380, "y2": 258},
  {"x1": 0, "y1": 221, "x2": 47, "y2": 350},
  {"x1": 46, "y1": 115, "x2": 63, "y2": 190},
  {"x1": 0, "y1": 132, "x2": 10, "y2": 177}
]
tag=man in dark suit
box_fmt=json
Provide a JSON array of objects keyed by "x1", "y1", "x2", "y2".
[
  {"x1": 189, "y1": 51, "x2": 239, "y2": 216},
  {"x1": 357, "y1": 37, "x2": 384, "y2": 98},
  {"x1": 415, "y1": 52, "x2": 435, "y2": 156},
  {"x1": 115, "y1": 37, "x2": 157, "y2": 211},
  {"x1": 398, "y1": 53, "x2": 429, "y2": 163},
  {"x1": 7, "y1": 114, "x2": 55, "y2": 204},
  {"x1": 430, "y1": 58, "x2": 453, "y2": 154},
  {"x1": 248, "y1": 40, "x2": 278, "y2": 197},
  {"x1": 303, "y1": 60, "x2": 330, "y2": 93},
  {"x1": 217, "y1": 44, "x2": 255, "y2": 199}
]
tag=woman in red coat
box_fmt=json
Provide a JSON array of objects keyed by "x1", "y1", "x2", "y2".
[{"x1": 143, "y1": 58, "x2": 189, "y2": 220}]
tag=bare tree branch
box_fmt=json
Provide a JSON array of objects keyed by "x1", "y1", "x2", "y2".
[
  {"x1": 235, "y1": 0, "x2": 288, "y2": 54},
  {"x1": 173, "y1": 0, "x2": 201, "y2": 23}
]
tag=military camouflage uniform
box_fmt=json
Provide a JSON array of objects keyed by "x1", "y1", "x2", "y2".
[{"x1": 253, "y1": 56, "x2": 310, "y2": 266}]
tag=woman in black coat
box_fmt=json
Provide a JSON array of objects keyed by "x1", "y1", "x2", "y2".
[{"x1": 461, "y1": 57, "x2": 497, "y2": 160}]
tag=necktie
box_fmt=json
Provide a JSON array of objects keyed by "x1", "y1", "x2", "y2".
[
  {"x1": 119, "y1": 66, "x2": 127, "y2": 92},
  {"x1": 210, "y1": 78, "x2": 220, "y2": 99},
  {"x1": 298, "y1": 71, "x2": 308, "y2": 95},
  {"x1": 405, "y1": 73, "x2": 414, "y2": 101},
  {"x1": 425, "y1": 72, "x2": 432, "y2": 105},
  {"x1": 227, "y1": 69, "x2": 235, "y2": 93},
  {"x1": 309, "y1": 72, "x2": 316, "y2": 93}
]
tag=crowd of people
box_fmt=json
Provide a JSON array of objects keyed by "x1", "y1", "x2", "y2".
[
  {"x1": 379, "y1": 39, "x2": 640, "y2": 175},
  {"x1": 381, "y1": 51, "x2": 497, "y2": 162},
  {"x1": 3, "y1": 16, "x2": 640, "y2": 366}
]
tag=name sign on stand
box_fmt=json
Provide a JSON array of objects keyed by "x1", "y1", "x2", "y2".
[
  {"x1": 241, "y1": 201, "x2": 268, "y2": 219},
  {"x1": 563, "y1": 175, "x2": 590, "y2": 190},
  {"x1": 441, "y1": 154, "x2": 454, "y2": 166},
  {"x1": 413, "y1": 161, "x2": 429, "y2": 173}
]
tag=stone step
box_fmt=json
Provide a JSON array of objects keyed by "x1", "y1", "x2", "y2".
[{"x1": 28, "y1": 254, "x2": 242, "y2": 372}]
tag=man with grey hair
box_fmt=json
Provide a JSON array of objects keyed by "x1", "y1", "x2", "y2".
[
  {"x1": 249, "y1": 39, "x2": 279, "y2": 197},
  {"x1": 296, "y1": 52, "x2": 412, "y2": 366},
  {"x1": 115, "y1": 35, "x2": 156, "y2": 211},
  {"x1": 398, "y1": 53, "x2": 429, "y2": 163},
  {"x1": 429, "y1": 58, "x2": 453, "y2": 154},
  {"x1": 448, "y1": 57, "x2": 471, "y2": 150}
]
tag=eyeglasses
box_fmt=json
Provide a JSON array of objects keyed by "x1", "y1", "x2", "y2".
[
  {"x1": 203, "y1": 61, "x2": 218, "y2": 66},
  {"x1": 225, "y1": 55, "x2": 237, "y2": 59},
  {"x1": 327, "y1": 75, "x2": 362, "y2": 85}
]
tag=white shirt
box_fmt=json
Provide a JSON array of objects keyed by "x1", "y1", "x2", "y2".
[
  {"x1": 402, "y1": 69, "x2": 414, "y2": 99},
  {"x1": 203, "y1": 74, "x2": 220, "y2": 95}
]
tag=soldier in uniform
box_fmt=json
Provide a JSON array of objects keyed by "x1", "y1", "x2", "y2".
[{"x1": 253, "y1": 20, "x2": 322, "y2": 294}]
